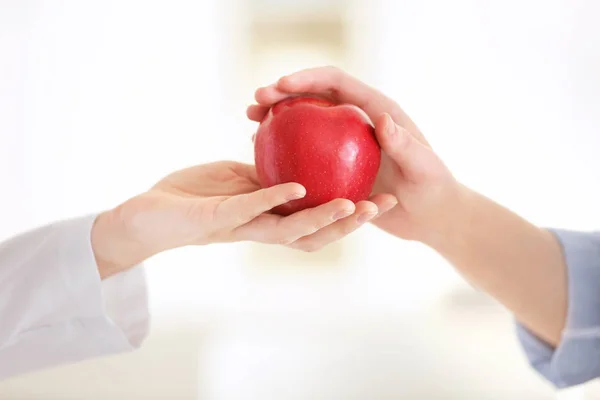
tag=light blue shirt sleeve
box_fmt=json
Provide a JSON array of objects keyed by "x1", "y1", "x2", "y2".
[{"x1": 516, "y1": 229, "x2": 600, "y2": 388}]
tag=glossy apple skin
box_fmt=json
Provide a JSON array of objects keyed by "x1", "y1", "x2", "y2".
[{"x1": 253, "y1": 96, "x2": 381, "y2": 216}]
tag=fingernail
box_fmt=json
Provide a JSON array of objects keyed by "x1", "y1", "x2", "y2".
[
  {"x1": 287, "y1": 192, "x2": 305, "y2": 201},
  {"x1": 333, "y1": 209, "x2": 352, "y2": 220},
  {"x1": 383, "y1": 200, "x2": 398, "y2": 212},
  {"x1": 385, "y1": 114, "x2": 396, "y2": 136},
  {"x1": 357, "y1": 212, "x2": 377, "y2": 224}
]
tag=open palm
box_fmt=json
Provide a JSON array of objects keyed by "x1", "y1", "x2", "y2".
[{"x1": 112, "y1": 161, "x2": 397, "y2": 261}]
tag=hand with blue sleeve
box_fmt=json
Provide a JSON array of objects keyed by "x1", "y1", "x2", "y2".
[{"x1": 248, "y1": 66, "x2": 600, "y2": 388}]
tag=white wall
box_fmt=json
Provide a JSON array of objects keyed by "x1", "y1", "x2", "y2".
[
  {"x1": 0, "y1": 0, "x2": 228, "y2": 236},
  {"x1": 372, "y1": 0, "x2": 600, "y2": 230}
]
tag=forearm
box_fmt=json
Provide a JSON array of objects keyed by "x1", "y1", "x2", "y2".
[{"x1": 424, "y1": 184, "x2": 567, "y2": 346}]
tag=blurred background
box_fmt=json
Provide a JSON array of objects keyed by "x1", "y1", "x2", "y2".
[{"x1": 1, "y1": 0, "x2": 600, "y2": 398}]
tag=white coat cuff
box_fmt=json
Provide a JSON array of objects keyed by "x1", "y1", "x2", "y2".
[
  {"x1": 0, "y1": 214, "x2": 150, "y2": 380},
  {"x1": 74, "y1": 214, "x2": 150, "y2": 349}
]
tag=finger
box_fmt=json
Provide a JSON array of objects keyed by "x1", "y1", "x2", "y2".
[
  {"x1": 233, "y1": 198, "x2": 355, "y2": 244},
  {"x1": 276, "y1": 66, "x2": 428, "y2": 146},
  {"x1": 254, "y1": 84, "x2": 292, "y2": 106},
  {"x1": 246, "y1": 104, "x2": 270, "y2": 122},
  {"x1": 368, "y1": 193, "x2": 398, "y2": 217},
  {"x1": 375, "y1": 113, "x2": 432, "y2": 183},
  {"x1": 288, "y1": 194, "x2": 397, "y2": 252},
  {"x1": 230, "y1": 161, "x2": 260, "y2": 184},
  {"x1": 216, "y1": 183, "x2": 306, "y2": 228},
  {"x1": 287, "y1": 200, "x2": 377, "y2": 252},
  {"x1": 276, "y1": 66, "x2": 392, "y2": 120}
]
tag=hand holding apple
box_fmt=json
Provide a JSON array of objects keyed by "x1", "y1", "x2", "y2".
[
  {"x1": 253, "y1": 96, "x2": 381, "y2": 216},
  {"x1": 248, "y1": 66, "x2": 461, "y2": 245}
]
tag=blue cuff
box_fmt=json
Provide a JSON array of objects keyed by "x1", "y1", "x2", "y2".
[{"x1": 517, "y1": 229, "x2": 600, "y2": 388}]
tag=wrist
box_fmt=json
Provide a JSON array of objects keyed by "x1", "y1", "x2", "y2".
[
  {"x1": 91, "y1": 209, "x2": 148, "y2": 279},
  {"x1": 418, "y1": 182, "x2": 478, "y2": 252}
]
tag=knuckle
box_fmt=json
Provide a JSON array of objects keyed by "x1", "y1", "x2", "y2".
[
  {"x1": 310, "y1": 221, "x2": 325, "y2": 234},
  {"x1": 309, "y1": 217, "x2": 331, "y2": 234},
  {"x1": 391, "y1": 127, "x2": 412, "y2": 152},
  {"x1": 205, "y1": 198, "x2": 223, "y2": 222},
  {"x1": 300, "y1": 212, "x2": 328, "y2": 235},
  {"x1": 324, "y1": 65, "x2": 344, "y2": 84}
]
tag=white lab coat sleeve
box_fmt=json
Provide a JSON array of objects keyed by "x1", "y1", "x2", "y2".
[{"x1": 0, "y1": 214, "x2": 150, "y2": 380}]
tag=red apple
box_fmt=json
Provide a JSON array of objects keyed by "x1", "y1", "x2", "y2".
[{"x1": 253, "y1": 96, "x2": 381, "y2": 216}]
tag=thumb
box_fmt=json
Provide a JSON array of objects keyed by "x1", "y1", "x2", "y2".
[
  {"x1": 375, "y1": 113, "x2": 433, "y2": 183},
  {"x1": 213, "y1": 182, "x2": 305, "y2": 229}
]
